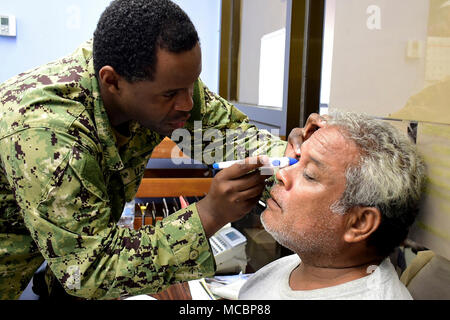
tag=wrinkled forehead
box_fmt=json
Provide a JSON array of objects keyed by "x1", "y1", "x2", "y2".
[
  {"x1": 303, "y1": 126, "x2": 351, "y2": 154},
  {"x1": 301, "y1": 126, "x2": 360, "y2": 168}
]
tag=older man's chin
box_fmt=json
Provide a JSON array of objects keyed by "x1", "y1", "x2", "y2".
[
  {"x1": 260, "y1": 210, "x2": 270, "y2": 230},
  {"x1": 261, "y1": 210, "x2": 282, "y2": 240},
  {"x1": 261, "y1": 212, "x2": 297, "y2": 253}
]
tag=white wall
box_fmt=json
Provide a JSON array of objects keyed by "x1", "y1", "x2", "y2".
[
  {"x1": 0, "y1": 0, "x2": 222, "y2": 92},
  {"x1": 328, "y1": 0, "x2": 430, "y2": 116}
]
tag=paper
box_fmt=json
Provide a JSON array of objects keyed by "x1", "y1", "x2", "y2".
[
  {"x1": 124, "y1": 295, "x2": 157, "y2": 300},
  {"x1": 188, "y1": 279, "x2": 216, "y2": 300},
  {"x1": 209, "y1": 279, "x2": 247, "y2": 300},
  {"x1": 205, "y1": 274, "x2": 251, "y2": 300}
]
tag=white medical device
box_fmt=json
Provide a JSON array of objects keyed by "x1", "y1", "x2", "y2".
[
  {"x1": 210, "y1": 225, "x2": 247, "y2": 274},
  {"x1": 0, "y1": 15, "x2": 16, "y2": 37}
]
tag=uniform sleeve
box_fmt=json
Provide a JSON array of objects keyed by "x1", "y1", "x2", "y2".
[
  {"x1": 187, "y1": 79, "x2": 288, "y2": 163},
  {"x1": 0, "y1": 128, "x2": 215, "y2": 300}
]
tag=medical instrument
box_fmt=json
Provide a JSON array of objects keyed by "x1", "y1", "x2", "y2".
[{"x1": 212, "y1": 157, "x2": 298, "y2": 170}]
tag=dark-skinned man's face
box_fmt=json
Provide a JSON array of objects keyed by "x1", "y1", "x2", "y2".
[{"x1": 117, "y1": 43, "x2": 202, "y2": 136}]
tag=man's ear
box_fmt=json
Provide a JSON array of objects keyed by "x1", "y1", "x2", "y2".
[
  {"x1": 98, "y1": 66, "x2": 121, "y2": 96},
  {"x1": 343, "y1": 207, "x2": 381, "y2": 244}
]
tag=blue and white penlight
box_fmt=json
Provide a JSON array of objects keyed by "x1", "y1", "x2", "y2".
[{"x1": 213, "y1": 157, "x2": 298, "y2": 170}]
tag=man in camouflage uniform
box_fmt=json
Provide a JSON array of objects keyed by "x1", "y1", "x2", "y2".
[{"x1": 0, "y1": 0, "x2": 298, "y2": 299}]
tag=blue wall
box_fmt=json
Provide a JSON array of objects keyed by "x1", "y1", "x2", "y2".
[{"x1": 0, "y1": 0, "x2": 221, "y2": 92}]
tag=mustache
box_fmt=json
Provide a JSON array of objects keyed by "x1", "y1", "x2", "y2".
[{"x1": 269, "y1": 187, "x2": 282, "y2": 209}]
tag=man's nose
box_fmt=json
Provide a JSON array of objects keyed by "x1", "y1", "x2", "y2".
[
  {"x1": 276, "y1": 166, "x2": 294, "y2": 190},
  {"x1": 174, "y1": 89, "x2": 194, "y2": 112}
]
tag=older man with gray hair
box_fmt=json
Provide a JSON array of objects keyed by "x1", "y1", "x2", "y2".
[{"x1": 239, "y1": 110, "x2": 426, "y2": 300}]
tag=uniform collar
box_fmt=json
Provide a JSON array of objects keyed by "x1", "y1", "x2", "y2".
[
  {"x1": 80, "y1": 40, "x2": 125, "y2": 172},
  {"x1": 91, "y1": 77, "x2": 125, "y2": 171}
]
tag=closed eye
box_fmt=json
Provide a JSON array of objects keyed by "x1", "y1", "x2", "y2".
[
  {"x1": 303, "y1": 170, "x2": 315, "y2": 181},
  {"x1": 163, "y1": 91, "x2": 178, "y2": 98}
]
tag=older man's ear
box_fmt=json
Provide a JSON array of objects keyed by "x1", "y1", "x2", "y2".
[{"x1": 343, "y1": 207, "x2": 382, "y2": 244}]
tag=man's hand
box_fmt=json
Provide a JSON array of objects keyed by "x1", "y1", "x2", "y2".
[
  {"x1": 197, "y1": 156, "x2": 267, "y2": 238},
  {"x1": 285, "y1": 113, "x2": 328, "y2": 158}
]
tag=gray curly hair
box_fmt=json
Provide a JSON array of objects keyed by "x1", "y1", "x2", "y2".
[{"x1": 327, "y1": 110, "x2": 426, "y2": 257}]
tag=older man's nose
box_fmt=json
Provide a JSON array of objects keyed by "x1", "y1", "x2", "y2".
[{"x1": 276, "y1": 166, "x2": 293, "y2": 190}]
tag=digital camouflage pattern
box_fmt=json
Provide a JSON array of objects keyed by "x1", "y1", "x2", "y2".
[{"x1": 0, "y1": 40, "x2": 287, "y2": 300}]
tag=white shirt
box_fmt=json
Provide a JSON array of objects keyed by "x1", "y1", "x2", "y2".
[{"x1": 238, "y1": 254, "x2": 412, "y2": 300}]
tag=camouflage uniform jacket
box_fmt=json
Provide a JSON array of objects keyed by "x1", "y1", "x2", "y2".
[{"x1": 0, "y1": 40, "x2": 287, "y2": 299}]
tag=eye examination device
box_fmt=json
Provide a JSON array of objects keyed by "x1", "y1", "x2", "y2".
[{"x1": 213, "y1": 157, "x2": 298, "y2": 170}]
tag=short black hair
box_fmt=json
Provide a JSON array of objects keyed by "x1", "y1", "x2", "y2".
[{"x1": 93, "y1": 0, "x2": 199, "y2": 82}]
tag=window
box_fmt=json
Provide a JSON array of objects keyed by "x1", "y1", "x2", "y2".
[{"x1": 219, "y1": 0, "x2": 325, "y2": 137}]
